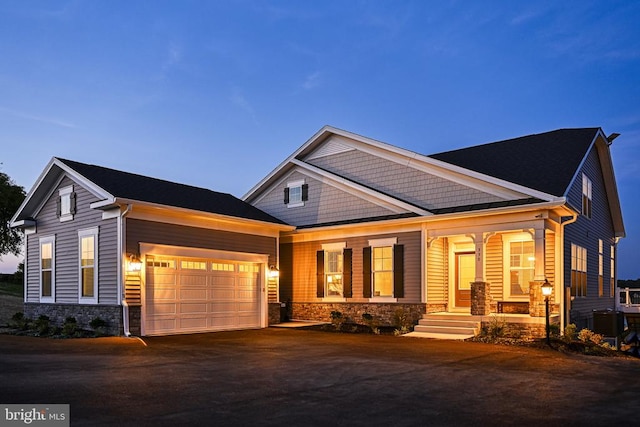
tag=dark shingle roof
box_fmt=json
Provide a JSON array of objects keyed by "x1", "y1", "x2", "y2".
[
  {"x1": 429, "y1": 128, "x2": 600, "y2": 197},
  {"x1": 57, "y1": 158, "x2": 288, "y2": 225}
]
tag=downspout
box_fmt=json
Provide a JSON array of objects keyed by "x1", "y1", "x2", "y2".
[
  {"x1": 559, "y1": 213, "x2": 579, "y2": 333},
  {"x1": 119, "y1": 204, "x2": 133, "y2": 337}
]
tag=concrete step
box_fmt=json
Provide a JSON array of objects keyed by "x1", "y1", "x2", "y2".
[
  {"x1": 417, "y1": 319, "x2": 479, "y2": 328},
  {"x1": 403, "y1": 331, "x2": 475, "y2": 340},
  {"x1": 413, "y1": 324, "x2": 478, "y2": 335}
]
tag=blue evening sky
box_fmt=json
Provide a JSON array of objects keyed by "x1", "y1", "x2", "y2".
[{"x1": 1, "y1": 1, "x2": 639, "y2": 278}]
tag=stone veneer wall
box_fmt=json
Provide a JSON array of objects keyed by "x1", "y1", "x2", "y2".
[
  {"x1": 268, "y1": 303, "x2": 283, "y2": 325},
  {"x1": 127, "y1": 306, "x2": 141, "y2": 336},
  {"x1": 291, "y1": 303, "x2": 426, "y2": 327},
  {"x1": 23, "y1": 303, "x2": 122, "y2": 336}
]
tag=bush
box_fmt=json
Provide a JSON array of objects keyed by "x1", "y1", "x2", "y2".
[
  {"x1": 330, "y1": 311, "x2": 344, "y2": 330},
  {"x1": 563, "y1": 323, "x2": 577, "y2": 342},
  {"x1": 34, "y1": 315, "x2": 50, "y2": 335},
  {"x1": 487, "y1": 315, "x2": 507, "y2": 339},
  {"x1": 89, "y1": 317, "x2": 108, "y2": 336},
  {"x1": 578, "y1": 328, "x2": 604, "y2": 345},
  {"x1": 362, "y1": 312, "x2": 380, "y2": 334},
  {"x1": 393, "y1": 309, "x2": 412, "y2": 331},
  {"x1": 9, "y1": 312, "x2": 30, "y2": 330},
  {"x1": 62, "y1": 317, "x2": 79, "y2": 336}
]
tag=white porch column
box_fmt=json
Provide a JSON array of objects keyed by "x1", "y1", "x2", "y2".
[
  {"x1": 467, "y1": 233, "x2": 486, "y2": 283},
  {"x1": 534, "y1": 227, "x2": 546, "y2": 281}
]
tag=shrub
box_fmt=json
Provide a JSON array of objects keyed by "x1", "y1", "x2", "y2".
[
  {"x1": 9, "y1": 312, "x2": 30, "y2": 330},
  {"x1": 34, "y1": 315, "x2": 51, "y2": 335},
  {"x1": 62, "y1": 317, "x2": 79, "y2": 336},
  {"x1": 393, "y1": 309, "x2": 412, "y2": 331},
  {"x1": 89, "y1": 317, "x2": 109, "y2": 337},
  {"x1": 563, "y1": 323, "x2": 577, "y2": 342},
  {"x1": 487, "y1": 315, "x2": 507, "y2": 339},
  {"x1": 330, "y1": 310, "x2": 343, "y2": 330},
  {"x1": 577, "y1": 328, "x2": 603, "y2": 345}
]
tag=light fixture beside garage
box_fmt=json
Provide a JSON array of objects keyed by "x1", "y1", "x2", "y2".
[
  {"x1": 127, "y1": 254, "x2": 142, "y2": 272},
  {"x1": 269, "y1": 265, "x2": 280, "y2": 278}
]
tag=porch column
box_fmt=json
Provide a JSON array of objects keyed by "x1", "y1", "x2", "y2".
[
  {"x1": 471, "y1": 282, "x2": 491, "y2": 315},
  {"x1": 533, "y1": 227, "x2": 546, "y2": 281}
]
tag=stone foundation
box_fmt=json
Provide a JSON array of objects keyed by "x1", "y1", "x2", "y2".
[
  {"x1": 471, "y1": 282, "x2": 491, "y2": 315},
  {"x1": 268, "y1": 303, "x2": 283, "y2": 325},
  {"x1": 23, "y1": 303, "x2": 123, "y2": 336},
  {"x1": 127, "y1": 305, "x2": 141, "y2": 336},
  {"x1": 481, "y1": 314, "x2": 560, "y2": 340},
  {"x1": 291, "y1": 302, "x2": 426, "y2": 327}
]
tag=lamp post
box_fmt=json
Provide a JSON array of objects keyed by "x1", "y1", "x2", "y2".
[{"x1": 541, "y1": 279, "x2": 553, "y2": 346}]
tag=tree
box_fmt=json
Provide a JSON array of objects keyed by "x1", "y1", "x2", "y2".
[{"x1": 0, "y1": 170, "x2": 26, "y2": 257}]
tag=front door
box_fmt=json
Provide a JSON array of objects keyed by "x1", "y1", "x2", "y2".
[{"x1": 455, "y1": 252, "x2": 475, "y2": 308}]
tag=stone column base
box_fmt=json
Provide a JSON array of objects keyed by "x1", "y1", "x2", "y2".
[{"x1": 471, "y1": 282, "x2": 491, "y2": 315}]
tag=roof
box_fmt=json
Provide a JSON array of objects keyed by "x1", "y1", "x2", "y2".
[
  {"x1": 429, "y1": 128, "x2": 600, "y2": 197},
  {"x1": 13, "y1": 158, "x2": 288, "y2": 226}
]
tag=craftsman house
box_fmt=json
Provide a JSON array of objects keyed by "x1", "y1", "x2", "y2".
[
  {"x1": 10, "y1": 158, "x2": 293, "y2": 336},
  {"x1": 244, "y1": 126, "x2": 625, "y2": 337},
  {"x1": 11, "y1": 125, "x2": 624, "y2": 338}
]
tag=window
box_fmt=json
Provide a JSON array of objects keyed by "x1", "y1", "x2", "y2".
[
  {"x1": 146, "y1": 257, "x2": 175, "y2": 269},
  {"x1": 571, "y1": 243, "x2": 587, "y2": 297},
  {"x1": 39, "y1": 237, "x2": 55, "y2": 302},
  {"x1": 610, "y1": 245, "x2": 615, "y2": 298},
  {"x1": 582, "y1": 174, "x2": 592, "y2": 218},
  {"x1": 213, "y1": 262, "x2": 235, "y2": 272},
  {"x1": 79, "y1": 228, "x2": 98, "y2": 303},
  {"x1": 181, "y1": 260, "x2": 207, "y2": 270},
  {"x1": 57, "y1": 185, "x2": 76, "y2": 222},
  {"x1": 598, "y1": 240, "x2": 604, "y2": 297},
  {"x1": 363, "y1": 238, "x2": 404, "y2": 299},
  {"x1": 316, "y1": 243, "x2": 351, "y2": 298},
  {"x1": 325, "y1": 250, "x2": 344, "y2": 297},
  {"x1": 508, "y1": 240, "x2": 535, "y2": 297},
  {"x1": 284, "y1": 180, "x2": 308, "y2": 208}
]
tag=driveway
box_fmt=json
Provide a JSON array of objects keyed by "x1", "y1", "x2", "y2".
[{"x1": 1, "y1": 328, "x2": 638, "y2": 426}]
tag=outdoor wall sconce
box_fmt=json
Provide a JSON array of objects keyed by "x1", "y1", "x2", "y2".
[
  {"x1": 128, "y1": 254, "x2": 142, "y2": 272},
  {"x1": 269, "y1": 265, "x2": 279, "y2": 278},
  {"x1": 541, "y1": 279, "x2": 553, "y2": 345}
]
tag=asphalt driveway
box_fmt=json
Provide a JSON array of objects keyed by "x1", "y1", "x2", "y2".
[{"x1": 1, "y1": 328, "x2": 639, "y2": 426}]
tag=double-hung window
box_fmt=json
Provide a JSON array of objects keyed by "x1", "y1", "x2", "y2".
[
  {"x1": 316, "y1": 242, "x2": 351, "y2": 299},
  {"x1": 79, "y1": 227, "x2": 98, "y2": 303},
  {"x1": 571, "y1": 243, "x2": 587, "y2": 297},
  {"x1": 39, "y1": 236, "x2": 55, "y2": 303},
  {"x1": 364, "y1": 238, "x2": 404, "y2": 299},
  {"x1": 598, "y1": 240, "x2": 604, "y2": 297},
  {"x1": 508, "y1": 240, "x2": 535, "y2": 298},
  {"x1": 582, "y1": 174, "x2": 592, "y2": 219}
]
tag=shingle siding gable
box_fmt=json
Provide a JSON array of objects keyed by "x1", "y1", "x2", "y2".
[
  {"x1": 251, "y1": 171, "x2": 399, "y2": 227},
  {"x1": 306, "y1": 149, "x2": 505, "y2": 210}
]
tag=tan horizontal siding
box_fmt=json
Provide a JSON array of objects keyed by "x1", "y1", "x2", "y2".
[
  {"x1": 486, "y1": 234, "x2": 503, "y2": 301},
  {"x1": 427, "y1": 238, "x2": 447, "y2": 303}
]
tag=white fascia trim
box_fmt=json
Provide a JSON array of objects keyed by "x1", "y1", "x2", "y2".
[
  {"x1": 10, "y1": 157, "x2": 58, "y2": 225},
  {"x1": 119, "y1": 198, "x2": 295, "y2": 233},
  {"x1": 53, "y1": 158, "x2": 113, "y2": 200},
  {"x1": 90, "y1": 198, "x2": 118, "y2": 210},
  {"x1": 10, "y1": 219, "x2": 36, "y2": 228},
  {"x1": 290, "y1": 159, "x2": 432, "y2": 216}
]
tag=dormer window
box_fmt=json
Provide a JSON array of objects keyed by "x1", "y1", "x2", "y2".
[
  {"x1": 57, "y1": 185, "x2": 76, "y2": 222},
  {"x1": 284, "y1": 180, "x2": 308, "y2": 208}
]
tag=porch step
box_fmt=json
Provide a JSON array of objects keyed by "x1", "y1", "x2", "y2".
[{"x1": 410, "y1": 314, "x2": 480, "y2": 340}]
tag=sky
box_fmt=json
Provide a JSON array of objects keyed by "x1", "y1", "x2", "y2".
[{"x1": 1, "y1": 0, "x2": 639, "y2": 278}]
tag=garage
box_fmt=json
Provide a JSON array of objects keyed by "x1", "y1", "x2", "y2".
[{"x1": 142, "y1": 247, "x2": 266, "y2": 336}]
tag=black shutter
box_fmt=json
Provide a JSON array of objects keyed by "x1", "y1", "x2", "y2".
[
  {"x1": 363, "y1": 247, "x2": 372, "y2": 298},
  {"x1": 56, "y1": 197, "x2": 61, "y2": 217},
  {"x1": 316, "y1": 250, "x2": 324, "y2": 298},
  {"x1": 70, "y1": 192, "x2": 77, "y2": 215},
  {"x1": 343, "y1": 248, "x2": 352, "y2": 298},
  {"x1": 302, "y1": 184, "x2": 309, "y2": 201},
  {"x1": 284, "y1": 187, "x2": 290, "y2": 204},
  {"x1": 393, "y1": 244, "x2": 404, "y2": 298}
]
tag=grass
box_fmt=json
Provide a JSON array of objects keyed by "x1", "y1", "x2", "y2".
[{"x1": 0, "y1": 281, "x2": 23, "y2": 298}]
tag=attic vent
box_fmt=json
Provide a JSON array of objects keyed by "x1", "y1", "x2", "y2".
[{"x1": 306, "y1": 136, "x2": 355, "y2": 160}]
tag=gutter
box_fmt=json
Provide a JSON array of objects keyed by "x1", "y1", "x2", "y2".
[{"x1": 119, "y1": 204, "x2": 133, "y2": 337}]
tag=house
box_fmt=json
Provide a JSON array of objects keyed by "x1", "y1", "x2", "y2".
[
  {"x1": 243, "y1": 126, "x2": 625, "y2": 337},
  {"x1": 10, "y1": 125, "x2": 625, "y2": 338},
  {"x1": 10, "y1": 158, "x2": 293, "y2": 336}
]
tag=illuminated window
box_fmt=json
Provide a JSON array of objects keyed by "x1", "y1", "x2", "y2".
[
  {"x1": 238, "y1": 264, "x2": 259, "y2": 273},
  {"x1": 146, "y1": 257, "x2": 175, "y2": 269},
  {"x1": 284, "y1": 180, "x2": 308, "y2": 208},
  {"x1": 372, "y1": 246, "x2": 394, "y2": 297},
  {"x1": 213, "y1": 262, "x2": 235, "y2": 272},
  {"x1": 40, "y1": 237, "x2": 55, "y2": 302},
  {"x1": 57, "y1": 185, "x2": 76, "y2": 222},
  {"x1": 582, "y1": 174, "x2": 592, "y2": 219},
  {"x1": 325, "y1": 250, "x2": 344, "y2": 297},
  {"x1": 364, "y1": 238, "x2": 403, "y2": 299},
  {"x1": 598, "y1": 240, "x2": 603, "y2": 297},
  {"x1": 508, "y1": 241, "x2": 535, "y2": 297},
  {"x1": 181, "y1": 260, "x2": 207, "y2": 270},
  {"x1": 79, "y1": 228, "x2": 98, "y2": 303},
  {"x1": 571, "y1": 244, "x2": 587, "y2": 297},
  {"x1": 610, "y1": 246, "x2": 615, "y2": 298}
]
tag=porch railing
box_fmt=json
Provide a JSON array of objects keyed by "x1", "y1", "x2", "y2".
[{"x1": 617, "y1": 288, "x2": 640, "y2": 314}]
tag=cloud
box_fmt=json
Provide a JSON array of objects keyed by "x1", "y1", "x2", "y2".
[
  {"x1": 0, "y1": 106, "x2": 77, "y2": 129},
  {"x1": 302, "y1": 71, "x2": 321, "y2": 90}
]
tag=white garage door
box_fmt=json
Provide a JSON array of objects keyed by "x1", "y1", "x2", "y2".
[{"x1": 144, "y1": 255, "x2": 261, "y2": 336}]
